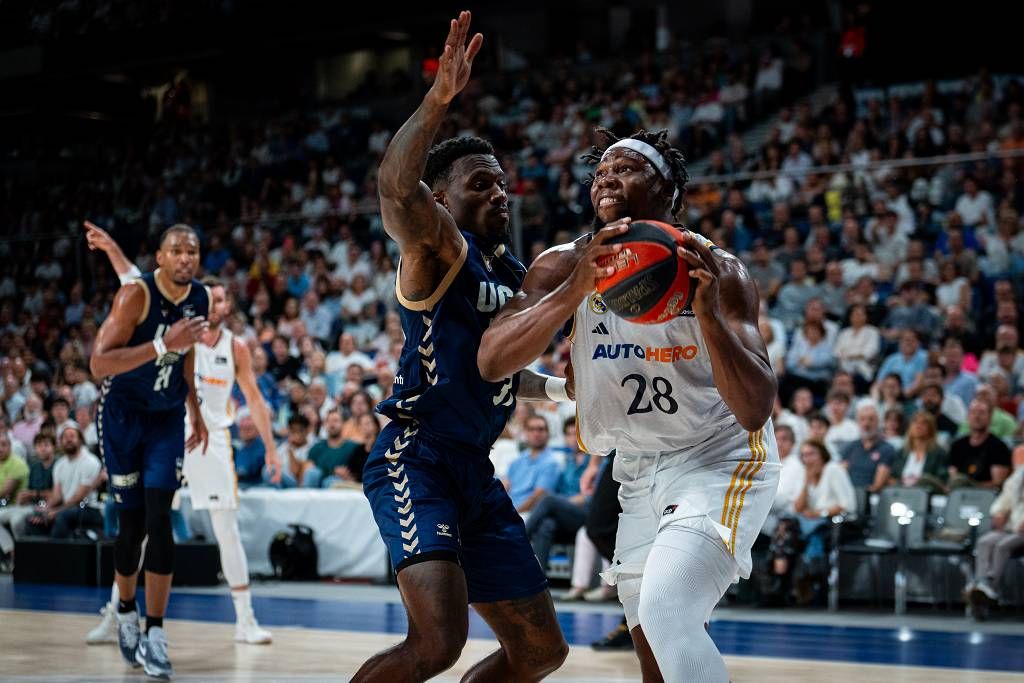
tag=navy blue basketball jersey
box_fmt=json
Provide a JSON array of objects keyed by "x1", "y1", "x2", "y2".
[
  {"x1": 104, "y1": 271, "x2": 210, "y2": 412},
  {"x1": 378, "y1": 231, "x2": 526, "y2": 452}
]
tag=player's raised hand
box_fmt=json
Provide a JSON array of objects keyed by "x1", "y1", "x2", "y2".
[
  {"x1": 430, "y1": 10, "x2": 483, "y2": 104},
  {"x1": 163, "y1": 316, "x2": 209, "y2": 353},
  {"x1": 566, "y1": 218, "x2": 631, "y2": 300},
  {"x1": 677, "y1": 231, "x2": 721, "y2": 320},
  {"x1": 83, "y1": 220, "x2": 115, "y2": 252}
]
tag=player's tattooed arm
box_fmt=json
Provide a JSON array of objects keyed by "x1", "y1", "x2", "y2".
[
  {"x1": 678, "y1": 235, "x2": 776, "y2": 432},
  {"x1": 378, "y1": 12, "x2": 480, "y2": 298},
  {"x1": 515, "y1": 368, "x2": 557, "y2": 401}
]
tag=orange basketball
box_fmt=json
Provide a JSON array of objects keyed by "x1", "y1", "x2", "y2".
[{"x1": 594, "y1": 220, "x2": 694, "y2": 325}]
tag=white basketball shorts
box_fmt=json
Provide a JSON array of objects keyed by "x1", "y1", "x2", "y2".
[
  {"x1": 602, "y1": 419, "x2": 780, "y2": 623},
  {"x1": 183, "y1": 427, "x2": 238, "y2": 510}
]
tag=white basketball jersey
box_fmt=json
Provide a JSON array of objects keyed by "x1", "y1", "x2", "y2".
[
  {"x1": 195, "y1": 329, "x2": 236, "y2": 430},
  {"x1": 570, "y1": 239, "x2": 739, "y2": 455}
]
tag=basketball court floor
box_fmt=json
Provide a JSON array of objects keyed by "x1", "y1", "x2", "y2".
[{"x1": 1, "y1": 578, "x2": 1021, "y2": 682}]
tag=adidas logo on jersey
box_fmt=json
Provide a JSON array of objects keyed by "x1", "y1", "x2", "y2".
[{"x1": 591, "y1": 322, "x2": 609, "y2": 335}]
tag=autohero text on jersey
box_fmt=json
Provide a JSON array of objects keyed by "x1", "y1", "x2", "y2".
[{"x1": 591, "y1": 343, "x2": 699, "y2": 363}]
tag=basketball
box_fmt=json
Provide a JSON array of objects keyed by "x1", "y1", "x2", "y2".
[{"x1": 595, "y1": 220, "x2": 695, "y2": 324}]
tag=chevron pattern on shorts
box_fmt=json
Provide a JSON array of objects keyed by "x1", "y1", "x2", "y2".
[
  {"x1": 384, "y1": 424, "x2": 420, "y2": 556},
  {"x1": 394, "y1": 394, "x2": 419, "y2": 418}
]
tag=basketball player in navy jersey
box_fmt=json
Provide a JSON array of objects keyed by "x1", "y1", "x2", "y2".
[
  {"x1": 90, "y1": 224, "x2": 210, "y2": 679},
  {"x1": 82, "y1": 222, "x2": 279, "y2": 647},
  {"x1": 353, "y1": 12, "x2": 569, "y2": 682},
  {"x1": 480, "y1": 129, "x2": 780, "y2": 682}
]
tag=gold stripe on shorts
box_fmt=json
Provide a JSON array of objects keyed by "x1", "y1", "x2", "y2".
[
  {"x1": 729, "y1": 429, "x2": 767, "y2": 553},
  {"x1": 721, "y1": 429, "x2": 764, "y2": 554}
]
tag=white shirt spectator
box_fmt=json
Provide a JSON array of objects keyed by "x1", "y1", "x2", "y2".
[
  {"x1": 775, "y1": 411, "x2": 809, "y2": 449},
  {"x1": 746, "y1": 175, "x2": 795, "y2": 203},
  {"x1": 325, "y1": 349, "x2": 375, "y2": 376},
  {"x1": 334, "y1": 255, "x2": 372, "y2": 285},
  {"x1": 690, "y1": 99, "x2": 724, "y2": 126},
  {"x1": 936, "y1": 276, "x2": 970, "y2": 308},
  {"x1": 719, "y1": 81, "x2": 749, "y2": 108},
  {"x1": 53, "y1": 450, "x2": 102, "y2": 507},
  {"x1": 754, "y1": 57, "x2": 784, "y2": 92},
  {"x1": 0, "y1": 275, "x2": 15, "y2": 299},
  {"x1": 841, "y1": 258, "x2": 880, "y2": 286},
  {"x1": 805, "y1": 461, "x2": 858, "y2": 515},
  {"x1": 340, "y1": 288, "x2": 379, "y2": 319},
  {"x1": 72, "y1": 381, "x2": 99, "y2": 408},
  {"x1": 328, "y1": 239, "x2": 350, "y2": 270},
  {"x1": 34, "y1": 260, "x2": 62, "y2": 282},
  {"x1": 886, "y1": 194, "x2": 916, "y2": 236},
  {"x1": 825, "y1": 419, "x2": 860, "y2": 462},
  {"x1": 834, "y1": 324, "x2": 881, "y2": 380},
  {"x1": 300, "y1": 194, "x2": 329, "y2": 222},
  {"x1": 368, "y1": 128, "x2": 392, "y2": 156},
  {"x1": 775, "y1": 452, "x2": 806, "y2": 517},
  {"x1": 781, "y1": 150, "x2": 814, "y2": 182},
  {"x1": 894, "y1": 259, "x2": 939, "y2": 287},
  {"x1": 873, "y1": 229, "x2": 908, "y2": 274},
  {"x1": 977, "y1": 350, "x2": 1024, "y2": 383},
  {"x1": 955, "y1": 189, "x2": 996, "y2": 228},
  {"x1": 348, "y1": 318, "x2": 381, "y2": 349},
  {"x1": 990, "y1": 466, "x2": 1024, "y2": 534}
]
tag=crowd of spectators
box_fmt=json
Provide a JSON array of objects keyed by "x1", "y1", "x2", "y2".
[{"x1": 2, "y1": 13, "x2": 1024, "y2": 604}]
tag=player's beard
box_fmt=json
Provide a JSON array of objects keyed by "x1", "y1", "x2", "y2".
[{"x1": 479, "y1": 224, "x2": 511, "y2": 254}]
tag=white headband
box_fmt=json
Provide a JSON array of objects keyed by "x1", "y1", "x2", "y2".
[
  {"x1": 602, "y1": 139, "x2": 673, "y2": 180},
  {"x1": 600, "y1": 138, "x2": 680, "y2": 206}
]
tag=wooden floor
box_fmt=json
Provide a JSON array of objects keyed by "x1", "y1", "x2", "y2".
[{"x1": 0, "y1": 609, "x2": 1018, "y2": 682}]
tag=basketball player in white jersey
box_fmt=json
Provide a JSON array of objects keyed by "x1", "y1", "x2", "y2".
[
  {"x1": 84, "y1": 222, "x2": 281, "y2": 645},
  {"x1": 478, "y1": 129, "x2": 780, "y2": 682}
]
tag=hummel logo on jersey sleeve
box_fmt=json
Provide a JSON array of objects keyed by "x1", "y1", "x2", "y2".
[{"x1": 591, "y1": 322, "x2": 610, "y2": 335}]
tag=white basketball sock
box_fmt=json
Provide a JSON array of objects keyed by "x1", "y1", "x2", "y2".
[
  {"x1": 637, "y1": 524, "x2": 735, "y2": 683},
  {"x1": 231, "y1": 588, "x2": 255, "y2": 623},
  {"x1": 209, "y1": 509, "x2": 250, "y2": 591}
]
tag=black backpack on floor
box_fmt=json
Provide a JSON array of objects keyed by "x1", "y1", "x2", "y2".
[{"x1": 269, "y1": 524, "x2": 319, "y2": 580}]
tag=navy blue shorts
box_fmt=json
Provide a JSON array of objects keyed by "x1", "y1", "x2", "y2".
[
  {"x1": 98, "y1": 394, "x2": 185, "y2": 509},
  {"x1": 363, "y1": 421, "x2": 548, "y2": 604}
]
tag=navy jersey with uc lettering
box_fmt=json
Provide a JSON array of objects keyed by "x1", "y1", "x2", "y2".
[
  {"x1": 105, "y1": 271, "x2": 209, "y2": 412},
  {"x1": 377, "y1": 231, "x2": 526, "y2": 452}
]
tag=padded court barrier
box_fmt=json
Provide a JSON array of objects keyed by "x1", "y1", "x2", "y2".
[{"x1": 13, "y1": 538, "x2": 221, "y2": 587}]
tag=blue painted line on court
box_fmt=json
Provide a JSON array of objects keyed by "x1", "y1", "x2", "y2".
[{"x1": 3, "y1": 582, "x2": 1023, "y2": 673}]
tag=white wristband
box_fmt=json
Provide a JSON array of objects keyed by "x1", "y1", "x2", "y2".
[
  {"x1": 545, "y1": 376, "x2": 570, "y2": 402},
  {"x1": 153, "y1": 338, "x2": 167, "y2": 358},
  {"x1": 118, "y1": 265, "x2": 142, "y2": 285}
]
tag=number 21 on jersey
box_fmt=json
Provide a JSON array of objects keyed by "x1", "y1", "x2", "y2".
[{"x1": 153, "y1": 324, "x2": 171, "y2": 391}]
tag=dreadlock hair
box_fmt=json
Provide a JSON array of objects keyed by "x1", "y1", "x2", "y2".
[
  {"x1": 580, "y1": 128, "x2": 690, "y2": 215},
  {"x1": 423, "y1": 136, "x2": 496, "y2": 190}
]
